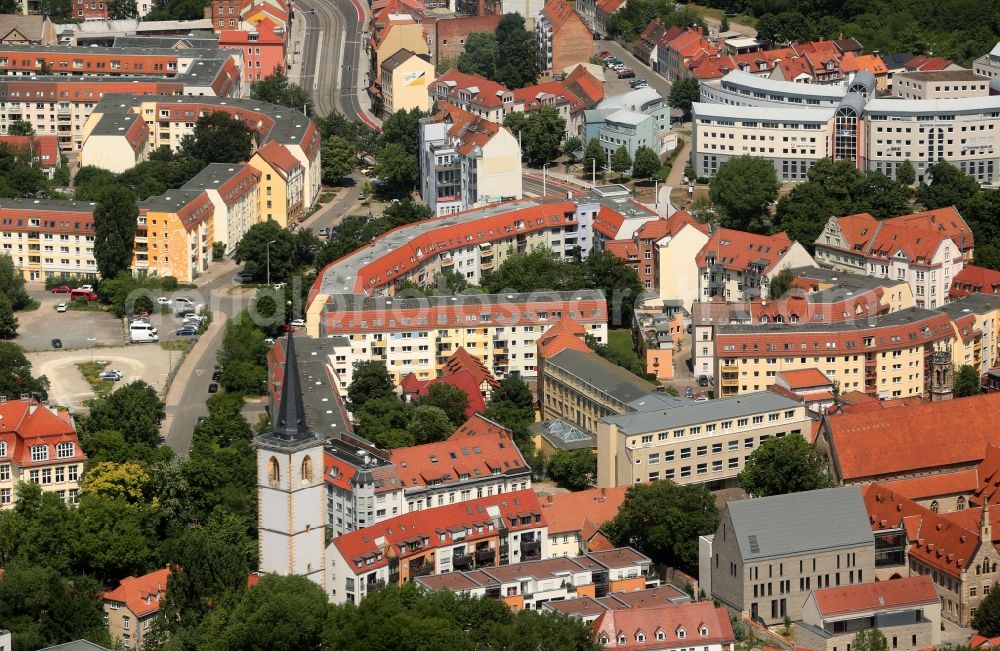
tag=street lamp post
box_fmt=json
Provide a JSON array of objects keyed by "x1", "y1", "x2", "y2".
[
  {"x1": 542, "y1": 164, "x2": 548, "y2": 196},
  {"x1": 87, "y1": 337, "x2": 96, "y2": 363},
  {"x1": 265, "y1": 239, "x2": 277, "y2": 287}
]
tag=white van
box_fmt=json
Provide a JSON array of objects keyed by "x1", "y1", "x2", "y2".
[{"x1": 129, "y1": 322, "x2": 159, "y2": 343}]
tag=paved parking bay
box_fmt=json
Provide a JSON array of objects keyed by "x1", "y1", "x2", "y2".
[
  {"x1": 27, "y1": 345, "x2": 178, "y2": 411},
  {"x1": 18, "y1": 292, "x2": 125, "y2": 352},
  {"x1": 594, "y1": 40, "x2": 673, "y2": 101}
]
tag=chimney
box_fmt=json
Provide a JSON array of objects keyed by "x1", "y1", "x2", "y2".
[{"x1": 982, "y1": 501, "x2": 992, "y2": 544}]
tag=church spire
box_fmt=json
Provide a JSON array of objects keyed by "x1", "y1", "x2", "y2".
[{"x1": 273, "y1": 331, "x2": 310, "y2": 441}]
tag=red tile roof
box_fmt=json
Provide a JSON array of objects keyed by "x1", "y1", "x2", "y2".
[
  {"x1": 881, "y1": 469, "x2": 979, "y2": 501},
  {"x1": 332, "y1": 489, "x2": 544, "y2": 575},
  {"x1": 0, "y1": 400, "x2": 84, "y2": 467},
  {"x1": 538, "y1": 316, "x2": 590, "y2": 358},
  {"x1": 696, "y1": 228, "x2": 798, "y2": 273},
  {"x1": 255, "y1": 140, "x2": 301, "y2": 176},
  {"x1": 951, "y1": 265, "x2": 1000, "y2": 299},
  {"x1": 416, "y1": 370, "x2": 487, "y2": 417},
  {"x1": 840, "y1": 52, "x2": 888, "y2": 75},
  {"x1": 431, "y1": 69, "x2": 510, "y2": 109},
  {"x1": 435, "y1": 101, "x2": 504, "y2": 157},
  {"x1": 971, "y1": 635, "x2": 1000, "y2": 649},
  {"x1": 564, "y1": 65, "x2": 604, "y2": 106},
  {"x1": 905, "y1": 55, "x2": 954, "y2": 72},
  {"x1": 666, "y1": 28, "x2": 716, "y2": 58},
  {"x1": 103, "y1": 568, "x2": 170, "y2": 618},
  {"x1": 593, "y1": 602, "x2": 734, "y2": 650},
  {"x1": 541, "y1": 486, "x2": 627, "y2": 536},
  {"x1": 824, "y1": 393, "x2": 1000, "y2": 481},
  {"x1": 595, "y1": 0, "x2": 625, "y2": 14},
  {"x1": 813, "y1": 575, "x2": 938, "y2": 618},
  {"x1": 777, "y1": 368, "x2": 831, "y2": 390},
  {"x1": 388, "y1": 414, "x2": 528, "y2": 489},
  {"x1": 443, "y1": 346, "x2": 500, "y2": 392},
  {"x1": 514, "y1": 81, "x2": 586, "y2": 115},
  {"x1": 604, "y1": 239, "x2": 639, "y2": 261},
  {"x1": 0, "y1": 134, "x2": 58, "y2": 168}
]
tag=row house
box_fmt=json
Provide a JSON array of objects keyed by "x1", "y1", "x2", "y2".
[
  {"x1": 380, "y1": 48, "x2": 433, "y2": 114},
  {"x1": 534, "y1": 0, "x2": 591, "y2": 77},
  {"x1": 327, "y1": 489, "x2": 549, "y2": 605},
  {"x1": 702, "y1": 486, "x2": 876, "y2": 626},
  {"x1": 249, "y1": 140, "x2": 304, "y2": 227},
  {"x1": 696, "y1": 228, "x2": 817, "y2": 303},
  {"x1": 632, "y1": 20, "x2": 671, "y2": 70},
  {"x1": 656, "y1": 27, "x2": 717, "y2": 82},
  {"x1": 597, "y1": 391, "x2": 811, "y2": 490},
  {"x1": 368, "y1": 9, "x2": 428, "y2": 89},
  {"x1": 428, "y1": 69, "x2": 513, "y2": 123},
  {"x1": 218, "y1": 18, "x2": 285, "y2": 85},
  {"x1": 540, "y1": 486, "x2": 627, "y2": 558},
  {"x1": 134, "y1": 189, "x2": 214, "y2": 283},
  {"x1": 103, "y1": 568, "x2": 170, "y2": 650},
  {"x1": 593, "y1": 602, "x2": 735, "y2": 651},
  {"x1": 0, "y1": 398, "x2": 86, "y2": 508},
  {"x1": 416, "y1": 547, "x2": 654, "y2": 611},
  {"x1": 0, "y1": 198, "x2": 97, "y2": 281},
  {"x1": 181, "y1": 163, "x2": 261, "y2": 254},
  {"x1": 418, "y1": 103, "x2": 522, "y2": 216},
  {"x1": 814, "y1": 208, "x2": 973, "y2": 310},
  {"x1": 685, "y1": 47, "x2": 795, "y2": 81}
]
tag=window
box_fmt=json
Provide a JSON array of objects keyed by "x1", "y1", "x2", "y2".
[
  {"x1": 30, "y1": 445, "x2": 48, "y2": 462},
  {"x1": 301, "y1": 456, "x2": 314, "y2": 484},
  {"x1": 0, "y1": 441, "x2": 5, "y2": 457},
  {"x1": 268, "y1": 457, "x2": 280, "y2": 486},
  {"x1": 56, "y1": 442, "x2": 74, "y2": 459}
]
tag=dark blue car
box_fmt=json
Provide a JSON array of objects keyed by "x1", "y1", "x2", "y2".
[{"x1": 175, "y1": 327, "x2": 198, "y2": 336}]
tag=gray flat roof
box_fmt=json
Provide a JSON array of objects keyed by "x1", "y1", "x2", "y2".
[
  {"x1": 605, "y1": 109, "x2": 650, "y2": 126},
  {"x1": 790, "y1": 266, "x2": 909, "y2": 303},
  {"x1": 866, "y1": 95, "x2": 1000, "y2": 116},
  {"x1": 693, "y1": 101, "x2": 835, "y2": 123},
  {"x1": 0, "y1": 198, "x2": 96, "y2": 213},
  {"x1": 720, "y1": 70, "x2": 848, "y2": 99},
  {"x1": 895, "y1": 69, "x2": 987, "y2": 82},
  {"x1": 326, "y1": 289, "x2": 606, "y2": 312},
  {"x1": 726, "y1": 486, "x2": 874, "y2": 562},
  {"x1": 602, "y1": 391, "x2": 802, "y2": 435},
  {"x1": 548, "y1": 348, "x2": 655, "y2": 405},
  {"x1": 182, "y1": 162, "x2": 250, "y2": 190},
  {"x1": 626, "y1": 392, "x2": 690, "y2": 412},
  {"x1": 138, "y1": 188, "x2": 205, "y2": 212},
  {"x1": 89, "y1": 110, "x2": 143, "y2": 137},
  {"x1": 937, "y1": 292, "x2": 1000, "y2": 318}
]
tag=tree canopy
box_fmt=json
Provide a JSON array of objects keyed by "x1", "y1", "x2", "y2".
[
  {"x1": 0, "y1": 342, "x2": 49, "y2": 399},
  {"x1": 709, "y1": 156, "x2": 780, "y2": 233},
  {"x1": 954, "y1": 365, "x2": 983, "y2": 398},
  {"x1": 973, "y1": 583, "x2": 1000, "y2": 636},
  {"x1": 251, "y1": 69, "x2": 313, "y2": 115},
  {"x1": 181, "y1": 112, "x2": 254, "y2": 165},
  {"x1": 93, "y1": 186, "x2": 138, "y2": 280},
  {"x1": 83, "y1": 380, "x2": 166, "y2": 448},
  {"x1": 668, "y1": 77, "x2": 700, "y2": 120},
  {"x1": 547, "y1": 449, "x2": 597, "y2": 490},
  {"x1": 739, "y1": 434, "x2": 831, "y2": 497},
  {"x1": 851, "y1": 628, "x2": 889, "y2": 651}
]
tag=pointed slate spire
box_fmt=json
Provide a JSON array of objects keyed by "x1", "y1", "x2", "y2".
[{"x1": 273, "y1": 331, "x2": 310, "y2": 440}]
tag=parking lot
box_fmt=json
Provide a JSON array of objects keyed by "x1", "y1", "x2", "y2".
[
  {"x1": 27, "y1": 344, "x2": 178, "y2": 411},
  {"x1": 18, "y1": 292, "x2": 126, "y2": 352}
]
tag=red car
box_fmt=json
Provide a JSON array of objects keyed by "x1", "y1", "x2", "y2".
[
  {"x1": 70, "y1": 289, "x2": 98, "y2": 301},
  {"x1": 51, "y1": 285, "x2": 71, "y2": 293},
  {"x1": 597, "y1": 50, "x2": 611, "y2": 58},
  {"x1": 279, "y1": 324, "x2": 297, "y2": 333}
]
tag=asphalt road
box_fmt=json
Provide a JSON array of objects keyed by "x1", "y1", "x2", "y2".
[
  {"x1": 299, "y1": 0, "x2": 367, "y2": 121},
  {"x1": 522, "y1": 173, "x2": 582, "y2": 197}
]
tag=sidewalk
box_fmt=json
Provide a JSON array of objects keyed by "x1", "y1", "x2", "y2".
[{"x1": 287, "y1": 3, "x2": 308, "y2": 86}]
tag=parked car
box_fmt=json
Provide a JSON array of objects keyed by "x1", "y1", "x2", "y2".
[
  {"x1": 208, "y1": 383, "x2": 219, "y2": 393},
  {"x1": 698, "y1": 375, "x2": 710, "y2": 387},
  {"x1": 617, "y1": 69, "x2": 635, "y2": 79},
  {"x1": 174, "y1": 297, "x2": 194, "y2": 305},
  {"x1": 70, "y1": 289, "x2": 98, "y2": 301},
  {"x1": 597, "y1": 50, "x2": 611, "y2": 58},
  {"x1": 695, "y1": 396, "x2": 709, "y2": 402},
  {"x1": 175, "y1": 327, "x2": 198, "y2": 336},
  {"x1": 51, "y1": 285, "x2": 71, "y2": 293},
  {"x1": 290, "y1": 318, "x2": 306, "y2": 327},
  {"x1": 685, "y1": 386, "x2": 694, "y2": 398},
  {"x1": 183, "y1": 314, "x2": 206, "y2": 324},
  {"x1": 131, "y1": 317, "x2": 150, "y2": 324},
  {"x1": 77, "y1": 284, "x2": 93, "y2": 291},
  {"x1": 318, "y1": 227, "x2": 330, "y2": 237},
  {"x1": 212, "y1": 370, "x2": 222, "y2": 381},
  {"x1": 51, "y1": 338, "x2": 62, "y2": 349},
  {"x1": 592, "y1": 31, "x2": 601, "y2": 39},
  {"x1": 273, "y1": 282, "x2": 286, "y2": 290},
  {"x1": 233, "y1": 273, "x2": 252, "y2": 283},
  {"x1": 157, "y1": 297, "x2": 172, "y2": 305},
  {"x1": 279, "y1": 324, "x2": 296, "y2": 333},
  {"x1": 56, "y1": 303, "x2": 67, "y2": 312},
  {"x1": 630, "y1": 78, "x2": 647, "y2": 87},
  {"x1": 98, "y1": 369, "x2": 124, "y2": 381}
]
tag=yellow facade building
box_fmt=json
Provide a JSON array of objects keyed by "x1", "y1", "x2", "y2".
[
  {"x1": 134, "y1": 189, "x2": 214, "y2": 283},
  {"x1": 380, "y1": 48, "x2": 433, "y2": 114},
  {"x1": 249, "y1": 140, "x2": 303, "y2": 227}
]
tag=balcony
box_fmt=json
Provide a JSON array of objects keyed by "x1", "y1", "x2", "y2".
[
  {"x1": 520, "y1": 540, "x2": 541, "y2": 561},
  {"x1": 475, "y1": 547, "x2": 495, "y2": 566},
  {"x1": 453, "y1": 553, "x2": 472, "y2": 570},
  {"x1": 366, "y1": 578, "x2": 387, "y2": 594},
  {"x1": 409, "y1": 563, "x2": 434, "y2": 578}
]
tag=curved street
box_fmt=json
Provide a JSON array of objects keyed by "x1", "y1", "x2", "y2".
[{"x1": 297, "y1": 0, "x2": 369, "y2": 122}]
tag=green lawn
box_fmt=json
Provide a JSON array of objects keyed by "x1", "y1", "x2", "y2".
[{"x1": 608, "y1": 329, "x2": 644, "y2": 368}]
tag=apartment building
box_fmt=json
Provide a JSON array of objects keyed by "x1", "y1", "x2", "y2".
[
  {"x1": 893, "y1": 70, "x2": 990, "y2": 100},
  {"x1": 604, "y1": 211, "x2": 710, "y2": 295},
  {"x1": 428, "y1": 69, "x2": 513, "y2": 123},
  {"x1": 416, "y1": 548, "x2": 653, "y2": 611},
  {"x1": 367, "y1": 13, "x2": 428, "y2": 88},
  {"x1": 134, "y1": 189, "x2": 214, "y2": 283},
  {"x1": 418, "y1": 103, "x2": 522, "y2": 216},
  {"x1": 0, "y1": 198, "x2": 97, "y2": 281},
  {"x1": 103, "y1": 568, "x2": 170, "y2": 650},
  {"x1": 795, "y1": 576, "x2": 941, "y2": 651},
  {"x1": 939, "y1": 293, "x2": 1000, "y2": 374},
  {"x1": 0, "y1": 398, "x2": 86, "y2": 508},
  {"x1": 696, "y1": 228, "x2": 816, "y2": 303},
  {"x1": 713, "y1": 307, "x2": 955, "y2": 399},
  {"x1": 0, "y1": 134, "x2": 60, "y2": 178},
  {"x1": 701, "y1": 486, "x2": 876, "y2": 626},
  {"x1": 596, "y1": 391, "x2": 809, "y2": 489},
  {"x1": 973, "y1": 42, "x2": 1000, "y2": 78},
  {"x1": 306, "y1": 195, "x2": 647, "y2": 333},
  {"x1": 218, "y1": 18, "x2": 284, "y2": 84},
  {"x1": 81, "y1": 95, "x2": 320, "y2": 207},
  {"x1": 814, "y1": 208, "x2": 972, "y2": 309},
  {"x1": 180, "y1": 163, "x2": 260, "y2": 254},
  {"x1": 657, "y1": 28, "x2": 717, "y2": 82},
  {"x1": 584, "y1": 87, "x2": 672, "y2": 166},
  {"x1": 249, "y1": 140, "x2": 304, "y2": 227},
  {"x1": 380, "y1": 48, "x2": 433, "y2": 114},
  {"x1": 321, "y1": 291, "x2": 608, "y2": 382},
  {"x1": 651, "y1": 211, "x2": 710, "y2": 309},
  {"x1": 950, "y1": 264, "x2": 1000, "y2": 299},
  {"x1": 327, "y1": 489, "x2": 548, "y2": 605},
  {"x1": 540, "y1": 487, "x2": 627, "y2": 558},
  {"x1": 534, "y1": 0, "x2": 591, "y2": 76},
  {"x1": 594, "y1": 602, "x2": 735, "y2": 651}
]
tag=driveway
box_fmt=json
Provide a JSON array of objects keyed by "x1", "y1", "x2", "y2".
[
  {"x1": 595, "y1": 40, "x2": 673, "y2": 102},
  {"x1": 27, "y1": 345, "x2": 178, "y2": 411}
]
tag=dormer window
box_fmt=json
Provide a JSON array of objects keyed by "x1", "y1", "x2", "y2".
[
  {"x1": 700, "y1": 626, "x2": 709, "y2": 637},
  {"x1": 656, "y1": 631, "x2": 665, "y2": 640},
  {"x1": 599, "y1": 635, "x2": 609, "y2": 645},
  {"x1": 636, "y1": 633, "x2": 645, "y2": 642},
  {"x1": 618, "y1": 634, "x2": 627, "y2": 645},
  {"x1": 677, "y1": 627, "x2": 686, "y2": 639}
]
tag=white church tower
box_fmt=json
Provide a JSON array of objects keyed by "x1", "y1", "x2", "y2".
[{"x1": 254, "y1": 332, "x2": 326, "y2": 588}]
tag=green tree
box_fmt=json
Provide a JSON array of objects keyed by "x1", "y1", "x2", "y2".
[
  {"x1": 380, "y1": 107, "x2": 424, "y2": 158},
  {"x1": 605, "y1": 480, "x2": 719, "y2": 571},
  {"x1": 202, "y1": 574, "x2": 330, "y2": 651},
  {"x1": 84, "y1": 380, "x2": 165, "y2": 448},
  {"x1": 897, "y1": 159, "x2": 916, "y2": 185},
  {"x1": 720, "y1": 15, "x2": 729, "y2": 31},
  {"x1": 108, "y1": 0, "x2": 138, "y2": 18},
  {"x1": 768, "y1": 267, "x2": 794, "y2": 299},
  {"x1": 375, "y1": 142, "x2": 418, "y2": 194},
  {"x1": 93, "y1": 186, "x2": 138, "y2": 279},
  {"x1": 973, "y1": 583, "x2": 1000, "y2": 635},
  {"x1": 321, "y1": 135, "x2": 356, "y2": 184},
  {"x1": 420, "y1": 382, "x2": 471, "y2": 427},
  {"x1": 0, "y1": 292, "x2": 18, "y2": 339},
  {"x1": 632, "y1": 146, "x2": 660, "y2": 181},
  {"x1": 39, "y1": 0, "x2": 70, "y2": 19},
  {"x1": 954, "y1": 364, "x2": 983, "y2": 397},
  {"x1": 233, "y1": 220, "x2": 297, "y2": 283},
  {"x1": 383, "y1": 197, "x2": 433, "y2": 226},
  {"x1": 73, "y1": 166, "x2": 118, "y2": 202},
  {"x1": 739, "y1": 433, "x2": 831, "y2": 497},
  {"x1": 181, "y1": 112, "x2": 254, "y2": 165},
  {"x1": 347, "y1": 360, "x2": 396, "y2": 411},
  {"x1": 562, "y1": 136, "x2": 582, "y2": 169},
  {"x1": 583, "y1": 138, "x2": 605, "y2": 178},
  {"x1": 355, "y1": 398, "x2": 414, "y2": 448},
  {"x1": 73, "y1": 493, "x2": 154, "y2": 584},
  {"x1": 7, "y1": 120, "x2": 34, "y2": 136},
  {"x1": 584, "y1": 249, "x2": 645, "y2": 327},
  {"x1": 250, "y1": 69, "x2": 313, "y2": 115},
  {"x1": 494, "y1": 13, "x2": 539, "y2": 88},
  {"x1": 522, "y1": 106, "x2": 566, "y2": 168},
  {"x1": 709, "y1": 155, "x2": 780, "y2": 233},
  {"x1": 610, "y1": 146, "x2": 632, "y2": 179},
  {"x1": 502, "y1": 111, "x2": 529, "y2": 141},
  {"x1": 409, "y1": 405, "x2": 454, "y2": 444},
  {"x1": 457, "y1": 32, "x2": 498, "y2": 79},
  {"x1": 852, "y1": 628, "x2": 889, "y2": 651},
  {"x1": 668, "y1": 76, "x2": 701, "y2": 120},
  {"x1": 547, "y1": 448, "x2": 596, "y2": 490},
  {"x1": 919, "y1": 161, "x2": 981, "y2": 209},
  {"x1": 0, "y1": 254, "x2": 32, "y2": 310},
  {"x1": 0, "y1": 342, "x2": 49, "y2": 399}
]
